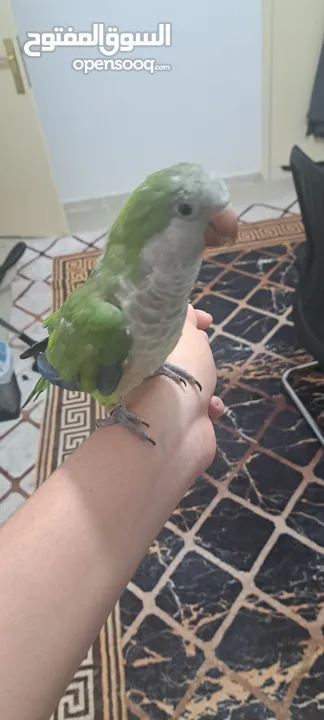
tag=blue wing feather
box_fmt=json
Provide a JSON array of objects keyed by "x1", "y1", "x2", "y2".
[{"x1": 36, "y1": 351, "x2": 123, "y2": 396}]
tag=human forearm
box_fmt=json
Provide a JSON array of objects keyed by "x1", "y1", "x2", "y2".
[
  {"x1": 0, "y1": 374, "x2": 212, "y2": 720},
  {"x1": 0, "y1": 306, "x2": 221, "y2": 720}
]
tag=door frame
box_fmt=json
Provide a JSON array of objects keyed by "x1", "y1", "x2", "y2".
[
  {"x1": 262, "y1": 0, "x2": 274, "y2": 180},
  {"x1": 262, "y1": 0, "x2": 324, "y2": 181},
  {"x1": 262, "y1": 0, "x2": 288, "y2": 180},
  {"x1": 0, "y1": 0, "x2": 69, "y2": 237}
]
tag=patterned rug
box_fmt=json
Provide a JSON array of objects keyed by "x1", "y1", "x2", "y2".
[{"x1": 37, "y1": 216, "x2": 324, "y2": 720}]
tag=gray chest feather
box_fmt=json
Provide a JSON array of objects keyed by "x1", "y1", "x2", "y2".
[{"x1": 118, "y1": 258, "x2": 201, "y2": 384}]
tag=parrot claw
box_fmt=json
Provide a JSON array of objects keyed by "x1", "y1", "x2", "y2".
[
  {"x1": 117, "y1": 407, "x2": 150, "y2": 429},
  {"x1": 152, "y1": 363, "x2": 202, "y2": 392},
  {"x1": 95, "y1": 404, "x2": 156, "y2": 446}
]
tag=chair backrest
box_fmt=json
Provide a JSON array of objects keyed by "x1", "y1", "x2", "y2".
[{"x1": 290, "y1": 145, "x2": 324, "y2": 340}]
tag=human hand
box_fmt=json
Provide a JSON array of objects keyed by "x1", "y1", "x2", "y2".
[
  {"x1": 169, "y1": 303, "x2": 224, "y2": 424},
  {"x1": 127, "y1": 303, "x2": 223, "y2": 479}
]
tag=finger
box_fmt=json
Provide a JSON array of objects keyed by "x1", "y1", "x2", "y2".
[
  {"x1": 186, "y1": 303, "x2": 198, "y2": 327},
  {"x1": 185, "y1": 304, "x2": 213, "y2": 330},
  {"x1": 208, "y1": 395, "x2": 225, "y2": 423},
  {"x1": 195, "y1": 309, "x2": 213, "y2": 331}
]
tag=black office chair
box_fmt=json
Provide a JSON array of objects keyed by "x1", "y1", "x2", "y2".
[{"x1": 281, "y1": 145, "x2": 324, "y2": 447}]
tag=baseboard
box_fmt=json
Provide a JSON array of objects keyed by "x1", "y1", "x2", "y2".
[
  {"x1": 224, "y1": 171, "x2": 263, "y2": 188},
  {"x1": 269, "y1": 167, "x2": 293, "y2": 181},
  {"x1": 64, "y1": 193, "x2": 130, "y2": 235}
]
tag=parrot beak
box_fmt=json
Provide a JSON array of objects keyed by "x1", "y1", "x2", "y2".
[{"x1": 204, "y1": 206, "x2": 238, "y2": 248}]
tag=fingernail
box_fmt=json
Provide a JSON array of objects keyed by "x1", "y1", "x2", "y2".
[{"x1": 214, "y1": 397, "x2": 225, "y2": 412}]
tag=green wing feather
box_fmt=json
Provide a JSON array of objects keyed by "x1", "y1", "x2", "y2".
[
  {"x1": 47, "y1": 282, "x2": 131, "y2": 387},
  {"x1": 23, "y1": 272, "x2": 132, "y2": 407},
  {"x1": 22, "y1": 376, "x2": 49, "y2": 409},
  {"x1": 21, "y1": 162, "x2": 180, "y2": 408}
]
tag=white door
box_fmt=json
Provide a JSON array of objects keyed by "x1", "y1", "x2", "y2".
[
  {"x1": 0, "y1": 0, "x2": 69, "y2": 237},
  {"x1": 264, "y1": 0, "x2": 324, "y2": 178}
]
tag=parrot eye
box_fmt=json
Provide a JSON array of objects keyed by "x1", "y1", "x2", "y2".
[{"x1": 177, "y1": 202, "x2": 193, "y2": 217}]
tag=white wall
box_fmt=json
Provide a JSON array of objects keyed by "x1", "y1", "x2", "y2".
[{"x1": 12, "y1": 0, "x2": 263, "y2": 203}]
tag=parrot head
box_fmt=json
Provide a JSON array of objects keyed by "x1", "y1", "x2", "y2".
[
  {"x1": 106, "y1": 162, "x2": 238, "y2": 271},
  {"x1": 161, "y1": 162, "x2": 238, "y2": 250}
]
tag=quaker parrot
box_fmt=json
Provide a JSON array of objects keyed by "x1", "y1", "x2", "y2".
[{"x1": 20, "y1": 163, "x2": 238, "y2": 445}]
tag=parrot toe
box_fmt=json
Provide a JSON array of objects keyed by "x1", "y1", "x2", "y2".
[
  {"x1": 96, "y1": 404, "x2": 156, "y2": 445},
  {"x1": 152, "y1": 362, "x2": 203, "y2": 392}
]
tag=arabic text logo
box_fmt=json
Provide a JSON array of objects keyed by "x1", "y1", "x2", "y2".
[{"x1": 23, "y1": 23, "x2": 172, "y2": 59}]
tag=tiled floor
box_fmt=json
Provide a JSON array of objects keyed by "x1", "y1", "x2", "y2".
[{"x1": 0, "y1": 185, "x2": 301, "y2": 525}]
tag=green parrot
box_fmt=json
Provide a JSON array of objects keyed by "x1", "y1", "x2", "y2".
[{"x1": 20, "y1": 162, "x2": 238, "y2": 444}]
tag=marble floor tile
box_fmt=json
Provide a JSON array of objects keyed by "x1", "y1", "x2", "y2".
[
  {"x1": 0, "y1": 491, "x2": 25, "y2": 524},
  {"x1": 216, "y1": 594, "x2": 310, "y2": 701},
  {"x1": 3, "y1": 195, "x2": 324, "y2": 719},
  {"x1": 0, "y1": 422, "x2": 39, "y2": 478}
]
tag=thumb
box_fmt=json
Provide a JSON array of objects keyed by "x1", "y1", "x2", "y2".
[{"x1": 186, "y1": 304, "x2": 213, "y2": 330}]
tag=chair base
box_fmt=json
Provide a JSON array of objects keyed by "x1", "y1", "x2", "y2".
[{"x1": 282, "y1": 361, "x2": 324, "y2": 447}]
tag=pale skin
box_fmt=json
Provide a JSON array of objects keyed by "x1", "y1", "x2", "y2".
[{"x1": 0, "y1": 305, "x2": 224, "y2": 720}]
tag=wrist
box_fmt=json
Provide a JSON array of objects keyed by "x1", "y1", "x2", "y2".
[
  {"x1": 125, "y1": 373, "x2": 213, "y2": 480},
  {"x1": 125, "y1": 373, "x2": 202, "y2": 445}
]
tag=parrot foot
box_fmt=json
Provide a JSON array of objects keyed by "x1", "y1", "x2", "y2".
[
  {"x1": 95, "y1": 404, "x2": 156, "y2": 446},
  {"x1": 152, "y1": 362, "x2": 202, "y2": 392}
]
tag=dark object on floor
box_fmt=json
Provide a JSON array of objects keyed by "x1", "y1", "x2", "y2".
[
  {"x1": 0, "y1": 241, "x2": 26, "y2": 284},
  {"x1": 0, "y1": 242, "x2": 39, "y2": 372},
  {"x1": 0, "y1": 342, "x2": 21, "y2": 422},
  {"x1": 281, "y1": 162, "x2": 324, "y2": 172},
  {"x1": 307, "y1": 41, "x2": 324, "y2": 138},
  {"x1": 0, "y1": 317, "x2": 40, "y2": 355},
  {"x1": 282, "y1": 145, "x2": 324, "y2": 447},
  {"x1": 0, "y1": 372, "x2": 21, "y2": 422},
  {"x1": 0, "y1": 318, "x2": 39, "y2": 373}
]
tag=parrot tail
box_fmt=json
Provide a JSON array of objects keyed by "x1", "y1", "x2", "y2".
[
  {"x1": 20, "y1": 337, "x2": 48, "y2": 360},
  {"x1": 21, "y1": 376, "x2": 49, "y2": 409}
]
